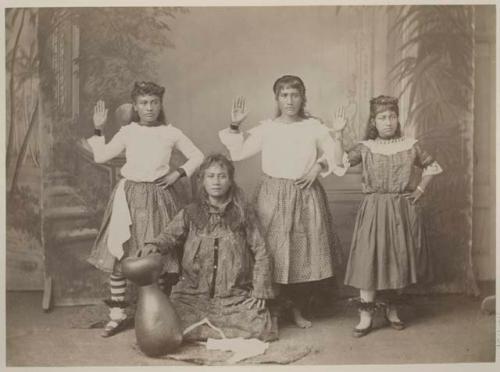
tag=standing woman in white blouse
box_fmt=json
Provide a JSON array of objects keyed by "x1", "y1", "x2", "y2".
[
  {"x1": 85, "y1": 82, "x2": 204, "y2": 337},
  {"x1": 219, "y1": 75, "x2": 345, "y2": 329}
]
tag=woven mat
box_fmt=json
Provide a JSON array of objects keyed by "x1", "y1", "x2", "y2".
[
  {"x1": 72, "y1": 305, "x2": 312, "y2": 364},
  {"x1": 160, "y1": 341, "x2": 313, "y2": 365}
]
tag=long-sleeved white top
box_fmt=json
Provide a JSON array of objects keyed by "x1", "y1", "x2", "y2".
[
  {"x1": 86, "y1": 122, "x2": 204, "y2": 182},
  {"x1": 219, "y1": 117, "x2": 343, "y2": 179}
]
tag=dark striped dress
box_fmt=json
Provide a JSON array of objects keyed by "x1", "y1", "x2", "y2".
[{"x1": 343, "y1": 137, "x2": 443, "y2": 290}]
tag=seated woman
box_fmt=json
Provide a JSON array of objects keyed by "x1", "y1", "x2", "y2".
[{"x1": 140, "y1": 154, "x2": 276, "y2": 342}]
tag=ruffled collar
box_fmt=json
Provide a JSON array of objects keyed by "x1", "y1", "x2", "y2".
[{"x1": 361, "y1": 136, "x2": 417, "y2": 155}]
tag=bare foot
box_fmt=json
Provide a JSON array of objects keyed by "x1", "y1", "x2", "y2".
[{"x1": 291, "y1": 307, "x2": 312, "y2": 328}]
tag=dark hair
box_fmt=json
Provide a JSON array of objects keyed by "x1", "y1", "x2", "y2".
[
  {"x1": 195, "y1": 153, "x2": 248, "y2": 225},
  {"x1": 364, "y1": 95, "x2": 402, "y2": 140},
  {"x1": 272, "y1": 75, "x2": 309, "y2": 118},
  {"x1": 130, "y1": 81, "x2": 167, "y2": 124}
]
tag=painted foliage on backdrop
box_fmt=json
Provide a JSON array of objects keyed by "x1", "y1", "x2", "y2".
[
  {"x1": 10, "y1": 5, "x2": 479, "y2": 300},
  {"x1": 6, "y1": 9, "x2": 43, "y2": 290},
  {"x1": 391, "y1": 6, "x2": 477, "y2": 294},
  {"x1": 37, "y1": 8, "x2": 188, "y2": 304}
]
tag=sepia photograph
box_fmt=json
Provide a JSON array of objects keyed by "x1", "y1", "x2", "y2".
[{"x1": 3, "y1": 0, "x2": 498, "y2": 369}]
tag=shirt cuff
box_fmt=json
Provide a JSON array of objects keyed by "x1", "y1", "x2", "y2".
[
  {"x1": 218, "y1": 127, "x2": 244, "y2": 147},
  {"x1": 86, "y1": 135, "x2": 105, "y2": 153},
  {"x1": 318, "y1": 152, "x2": 350, "y2": 177},
  {"x1": 330, "y1": 153, "x2": 351, "y2": 177},
  {"x1": 86, "y1": 134, "x2": 104, "y2": 146},
  {"x1": 422, "y1": 161, "x2": 443, "y2": 176}
]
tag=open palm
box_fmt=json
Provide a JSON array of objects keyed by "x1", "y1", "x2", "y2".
[
  {"x1": 231, "y1": 96, "x2": 249, "y2": 125},
  {"x1": 330, "y1": 106, "x2": 347, "y2": 132},
  {"x1": 93, "y1": 100, "x2": 108, "y2": 129}
]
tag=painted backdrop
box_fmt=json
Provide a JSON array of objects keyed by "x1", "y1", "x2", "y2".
[{"x1": 11, "y1": 5, "x2": 483, "y2": 305}]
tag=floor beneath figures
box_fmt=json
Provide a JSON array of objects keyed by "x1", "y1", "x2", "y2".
[{"x1": 5, "y1": 290, "x2": 497, "y2": 367}]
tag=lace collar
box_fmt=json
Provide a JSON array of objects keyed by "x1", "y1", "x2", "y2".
[{"x1": 361, "y1": 137, "x2": 417, "y2": 155}]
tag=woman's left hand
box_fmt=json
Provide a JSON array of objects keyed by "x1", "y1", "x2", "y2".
[
  {"x1": 156, "y1": 171, "x2": 181, "y2": 189},
  {"x1": 243, "y1": 297, "x2": 266, "y2": 310},
  {"x1": 404, "y1": 189, "x2": 424, "y2": 204},
  {"x1": 295, "y1": 163, "x2": 322, "y2": 189}
]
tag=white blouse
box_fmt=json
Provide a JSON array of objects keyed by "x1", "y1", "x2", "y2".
[
  {"x1": 219, "y1": 117, "x2": 343, "y2": 180},
  {"x1": 87, "y1": 122, "x2": 204, "y2": 182}
]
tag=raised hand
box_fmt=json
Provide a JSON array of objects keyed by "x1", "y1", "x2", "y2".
[
  {"x1": 93, "y1": 100, "x2": 108, "y2": 129},
  {"x1": 231, "y1": 96, "x2": 249, "y2": 127},
  {"x1": 330, "y1": 106, "x2": 348, "y2": 133}
]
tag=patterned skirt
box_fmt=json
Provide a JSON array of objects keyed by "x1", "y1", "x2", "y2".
[
  {"x1": 344, "y1": 193, "x2": 434, "y2": 290},
  {"x1": 171, "y1": 293, "x2": 274, "y2": 342},
  {"x1": 87, "y1": 180, "x2": 183, "y2": 275},
  {"x1": 254, "y1": 175, "x2": 341, "y2": 284}
]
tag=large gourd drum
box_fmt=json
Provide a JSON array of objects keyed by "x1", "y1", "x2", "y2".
[{"x1": 121, "y1": 254, "x2": 183, "y2": 357}]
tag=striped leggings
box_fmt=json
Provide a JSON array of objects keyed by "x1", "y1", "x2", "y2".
[{"x1": 108, "y1": 270, "x2": 178, "y2": 305}]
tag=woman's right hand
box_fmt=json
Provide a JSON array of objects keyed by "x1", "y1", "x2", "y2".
[
  {"x1": 295, "y1": 162, "x2": 322, "y2": 189},
  {"x1": 137, "y1": 243, "x2": 161, "y2": 257},
  {"x1": 231, "y1": 96, "x2": 249, "y2": 128},
  {"x1": 242, "y1": 297, "x2": 266, "y2": 310},
  {"x1": 93, "y1": 100, "x2": 108, "y2": 129}
]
